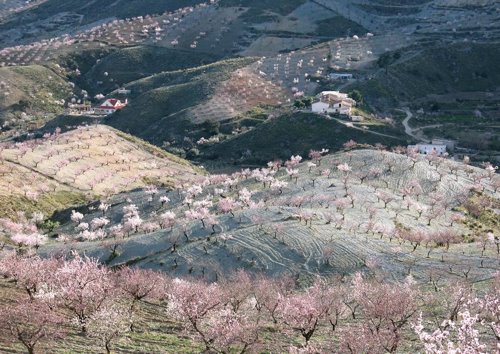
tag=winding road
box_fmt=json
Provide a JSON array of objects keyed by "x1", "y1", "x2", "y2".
[
  {"x1": 400, "y1": 108, "x2": 446, "y2": 143},
  {"x1": 400, "y1": 108, "x2": 430, "y2": 143}
]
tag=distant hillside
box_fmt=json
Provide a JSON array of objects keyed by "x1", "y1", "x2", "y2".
[
  {"x1": 62, "y1": 46, "x2": 222, "y2": 96},
  {"x1": 350, "y1": 43, "x2": 500, "y2": 109},
  {"x1": 104, "y1": 57, "x2": 259, "y2": 146},
  {"x1": 202, "y1": 112, "x2": 405, "y2": 166},
  {"x1": 0, "y1": 0, "x2": 205, "y2": 39}
]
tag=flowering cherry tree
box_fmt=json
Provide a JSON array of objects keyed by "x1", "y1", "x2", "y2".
[
  {"x1": 0, "y1": 254, "x2": 60, "y2": 300},
  {"x1": 54, "y1": 254, "x2": 116, "y2": 333},
  {"x1": 115, "y1": 267, "x2": 166, "y2": 331},
  {"x1": 168, "y1": 279, "x2": 223, "y2": 351},
  {"x1": 0, "y1": 297, "x2": 65, "y2": 354},
  {"x1": 87, "y1": 304, "x2": 130, "y2": 354}
]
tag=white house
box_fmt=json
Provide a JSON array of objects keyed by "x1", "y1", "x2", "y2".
[
  {"x1": 432, "y1": 139, "x2": 456, "y2": 152},
  {"x1": 311, "y1": 101, "x2": 330, "y2": 113},
  {"x1": 94, "y1": 98, "x2": 128, "y2": 116},
  {"x1": 311, "y1": 91, "x2": 356, "y2": 116},
  {"x1": 350, "y1": 115, "x2": 364, "y2": 122},
  {"x1": 408, "y1": 144, "x2": 447, "y2": 156}
]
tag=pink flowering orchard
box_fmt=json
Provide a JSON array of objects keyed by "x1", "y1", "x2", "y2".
[{"x1": 0, "y1": 0, "x2": 499, "y2": 352}]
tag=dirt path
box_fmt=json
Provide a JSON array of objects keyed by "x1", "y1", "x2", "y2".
[
  {"x1": 400, "y1": 108, "x2": 447, "y2": 143},
  {"x1": 330, "y1": 116, "x2": 405, "y2": 141},
  {"x1": 400, "y1": 108, "x2": 429, "y2": 143}
]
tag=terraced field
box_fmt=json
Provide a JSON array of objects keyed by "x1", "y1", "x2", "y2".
[
  {"x1": 0, "y1": 124, "x2": 202, "y2": 217},
  {"x1": 42, "y1": 149, "x2": 499, "y2": 283}
]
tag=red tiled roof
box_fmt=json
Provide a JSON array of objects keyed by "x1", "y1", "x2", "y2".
[{"x1": 97, "y1": 98, "x2": 128, "y2": 110}]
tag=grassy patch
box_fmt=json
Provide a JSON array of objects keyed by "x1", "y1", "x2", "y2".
[
  {"x1": 0, "y1": 191, "x2": 88, "y2": 219},
  {"x1": 0, "y1": 65, "x2": 72, "y2": 129},
  {"x1": 459, "y1": 193, "x2": 500, "y2": 238},
  {"x1": 313, "y1": 16, "x2": 367, "y2": 38}
]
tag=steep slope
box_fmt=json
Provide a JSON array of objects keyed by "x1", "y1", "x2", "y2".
[
  {"x1": 104, "y1": 57, "x2": 260, "y2": 146},
  {"x1": 62, "y1": 46, "x2": 222, "y2": 96}
]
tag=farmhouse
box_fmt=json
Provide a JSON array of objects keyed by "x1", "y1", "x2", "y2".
[
  {"x1": 432, "y1": 139, "x2": 456, "y2": 152},
  {"x1": 408, "y1": 144, "x2": 447, "y2": 156},
  {"x1": 94, "y1": 98, "x2": 128, "y2": 116},
  {"x1": 311, "y1": 91, "x2": 356, "y2": 116},
  {"x1": 329, "y1": 73, "x2": 353, "y2": 81}
]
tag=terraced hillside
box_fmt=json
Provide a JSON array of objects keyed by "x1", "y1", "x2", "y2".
[
  {"x1": 41, "y1": 148, "x2": 499, "y2": 283},
  {"x1": 0, "y1": 124, "x2": 202, "y2": 218},
  {"x1": 0, "y1": 0, "x2": 205, "y2": 46}
]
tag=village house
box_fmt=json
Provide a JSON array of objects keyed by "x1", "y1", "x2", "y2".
[
  {"x1": 408, "y1": 144, "x2": 447, "y2": 156},
  {"x1": 432, "y1": 139, "x2": 456, "y2": 153},
  {"x1": 94, "y1": 98, "x2": 128, "y2": 116},
  {"x1": 311, "y1": 91, "x2": 356, "y2": 116}
]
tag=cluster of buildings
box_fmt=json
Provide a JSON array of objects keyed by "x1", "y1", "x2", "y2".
[{"x1": 311, "y1": 91, "x2": 357, "y2": 116}]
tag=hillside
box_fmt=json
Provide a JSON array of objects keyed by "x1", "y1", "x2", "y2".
[
  {"x1": 42, "y1": 148, "x2": 499, "y2": 282},
  {"x1": 201, "y1": 112, "x2": 405, "y2": 166},
  {"x1": 0, "y1": 124, "x2": 202, "y2": 218},
  {"x1": 62, "y1": 46, "x2": 222, "y2": 96},
  {"x1": 0, "y1": 0, "x2": 205, "y2": 46},
  {"x1": 350, "y1": 43, "x2": 500, "y2": 110},
  {"x1": 0, "y1": 64, "x2": 72, "y2": 132},
  {"x1": 103, "y1": 57, "x2": 263, "y2": 146}
]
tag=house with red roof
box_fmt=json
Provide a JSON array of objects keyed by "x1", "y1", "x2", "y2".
[{"x1": 94, "y1": 98, "x2": 128, "y2": 116}]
